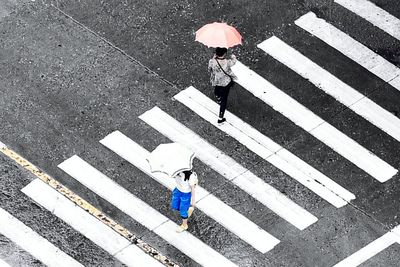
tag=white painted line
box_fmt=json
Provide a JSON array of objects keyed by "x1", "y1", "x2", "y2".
[
  {"x1": 295, "y1": 12, "x2": 400, "y2": 88},
  {"x1": 22, "y1": 179, "x2": 163, "y2": 267},
  {"x1": 114, "y1": 245, "x2": 164, "y2": 267},
  {"x1": 175, "y1": 86, "x2": 355, "y2": 207},
  {"x1": 390, "y1": 225, "x2": 400, "y2": 243},
  {"x1": 335, "y1": 0, "x2": 400, "y2": 41},
  {"x1": 389, "y1": 76, "x2": 400, "y2": 90},
  {"x1": 0, "y1": 206, "x2": 83, "y2": 267},
  {"x1": 139, "y1": 107, "x2": 318, "y2": 230},
  {"x1": 390, "y1": 225, "x2": 400, "y2": 234},
  {"x1": 0, "y1": 141, "x2": 6, "y2": 149},
  {"x1": 100, "y1": 130, "x2": 280, "y2": 253},
  {"x1": 0, "y1": 259, "x2": 11, "y2": 267},
  {"x1": 351, "y1": 97, "x2": 400, "y2": 142},
  {"x1": 58, "y1": 156, "x2": 238, "y2": 267},
  {"x1": 258, "y1": 35, "x2": 400, "y2": 144},
  {"x1": 231, "y1": 60, "x2": 398, "y2": 182},
  {"x1": 333, "y1": 232, "x2": 397, "y2": 267}
]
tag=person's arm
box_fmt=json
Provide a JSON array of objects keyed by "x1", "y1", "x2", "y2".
[
  {"x1": 227, "y1": 54, "x2": 237, "y2": 67},
  {"x1": 208, "y1": 59, "x2": 214, "y2": 72},
  {"x1": 190, "y1": 185, "x2": 196, "y2": 207},
  {"x1": 189, "y1": 173, "x2": 198, "y2": 207}
]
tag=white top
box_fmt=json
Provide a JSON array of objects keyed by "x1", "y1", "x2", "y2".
[
  {"x1": 174, "y1": 172, "x2": 198, "y2": 193},
  {"x1": 208, "y1": 55, "x2": 237, "y2": 87}
]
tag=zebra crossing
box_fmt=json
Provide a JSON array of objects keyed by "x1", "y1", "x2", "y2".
[
  {"x1": 334, "y1": 0, "x2": 400, "y2": 42},
  {"x1": 232, "y1": 59, "x2": 397, "y2": 183},
  {"x1": 22, "y1": 179, "x2": 164, "y2": 267},
  {"x1": 57, "y1": 155, "x2": 238, "y2": 267},
  {"x1": 333, "y1": 225, "x2": 400, "y2": 267},
  {"x1": 174, "y1": 86, "x2": 355, "y2": 207},
  {"x1": 258, "y1": 36, "x2": 400, "y2": 144},
  {"x1": 100, "y1": 130, "x2": 280, "y2": 253},
  {"x1": 139, "y1": 106, "x2": 318, "y2": 230},
  {"x1": 0, "y1": 207, "x2": 83, "y2": 267},
  {"x1": 1, "y1": 0, "x2": 400, "y2": 266},
  {"x1": 295, "y1": 12, "x2": 400, "y2": 90}
]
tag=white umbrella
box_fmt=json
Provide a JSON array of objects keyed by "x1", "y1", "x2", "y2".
[{"x1": 147, "y1": 143, "x2": 195, "y2": 177}]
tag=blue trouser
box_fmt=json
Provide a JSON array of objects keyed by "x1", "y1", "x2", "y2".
[{"x1": 171, "y1": 188, "x2": 192, "y2": 219}]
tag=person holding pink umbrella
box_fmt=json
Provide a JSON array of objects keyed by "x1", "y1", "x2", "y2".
[
  {"x1": 196, "y1": 22, "x2": 242, "y2": 124},
  {"x1": 208, "y1": 47, "x2": 237, "y2": 123}
]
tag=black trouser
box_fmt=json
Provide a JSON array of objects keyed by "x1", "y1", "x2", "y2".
[{"x1": 214, "y1": 82, "x2": 233, "y2": 118}]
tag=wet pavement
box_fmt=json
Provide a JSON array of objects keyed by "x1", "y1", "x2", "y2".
[{"x1": 1, "y1": 0, "x2": 400, "y2": 266}]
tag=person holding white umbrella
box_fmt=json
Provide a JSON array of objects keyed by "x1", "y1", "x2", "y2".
[
  {"x1": 147, "y1": 143, "x2": 198, "y2": 233},
  {"x1": 171, "y1": 170, "x2": 198, "y2": 233}
]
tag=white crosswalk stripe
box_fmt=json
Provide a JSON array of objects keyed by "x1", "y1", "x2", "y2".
[
  {"x1": 0, "y1": 206, "x2": 83, "y2": 267},
  {"x1": 333, "y1": 225, "x2": 400, "y2": 267},
  {"x1": 334, "y1": 0, "x2": 400, "y2": 42},
  {"x1": 333, "y1": 232, "x2": 396, "y2": 267},
  {"x1": 258, "y1": 35, "x2": 400, "y2": 144},
  {"x1": 231, "y1": 60, "x2": 398, "y2": 182},
  {"x1": 139, "y1": 106, "x2": 318, "y2": 230},
  {"x1": 58, "y1": 156, "x2": 238, "y2": 267},
  {"x1": 0, "y1": 259, "x2": 11, "y2": 267},
  {"x1": 390, "y1": 226, "x2": 400, "y2": 242},
  {"x1": 295, "y1": 12, "x2": 400, "y2": 91},
  {"x1": 22, "y1": 179, "x2": 164, "y2": 267},
  {"x1": 100, "y1": 130, "x2": 280, "y2": 253},
  {"x1": 174, "y1": 86, "x2": 355, "y2": 207}
]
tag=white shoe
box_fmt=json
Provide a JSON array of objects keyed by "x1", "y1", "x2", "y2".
[{"x1": 176, "y1": 224, "x2": 188, "y2": 233}]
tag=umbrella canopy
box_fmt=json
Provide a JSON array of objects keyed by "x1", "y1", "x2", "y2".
[
  {"x1": 147, "y1": 143, "x2": 195, "y2": 177},
  {"x1": 195, "y1": 22, "x2": 242, "y2": 48}
]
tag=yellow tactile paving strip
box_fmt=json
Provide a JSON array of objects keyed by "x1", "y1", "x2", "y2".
[{"x1": 0, "y1": 145, "x2": 179, "y2": 267}]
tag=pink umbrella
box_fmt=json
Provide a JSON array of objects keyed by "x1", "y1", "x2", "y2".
[{"x1": 195, "y1": 22, "x2": 242, "y2": 48}]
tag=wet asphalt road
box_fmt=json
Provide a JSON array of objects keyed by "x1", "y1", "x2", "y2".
[{"x1": 1, "y1": 0, "x2": 400, "y2": 266}]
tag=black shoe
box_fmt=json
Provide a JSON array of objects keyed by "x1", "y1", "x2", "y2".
[{"x1": 217, "y1": 118, "x2": 226, "y2": 124}]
